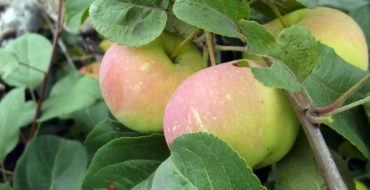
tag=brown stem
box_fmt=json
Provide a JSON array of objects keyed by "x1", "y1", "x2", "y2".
[
  {"x1": 28, "y1": 0, "x2": 64, "y2": 141},
  {"x1": 205, "y1": 31, "x2": 216, "y2": 66},
  {"x1": 286, "y1": 92, "x2": 348, "y2": 190},
  {"x1": 170, "y1": 29, "x2": 201, "y2": 60}
]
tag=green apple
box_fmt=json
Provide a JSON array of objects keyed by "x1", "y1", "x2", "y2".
[
  {"x1": 100, "y1": 32, "x2": 205, "y2": 133},
  {"x1": 265, "y1": 7, "x2": 368, "y2": 70},
  {"x1": 164, "y1": 62, "x2": 299, "y2": 168}
]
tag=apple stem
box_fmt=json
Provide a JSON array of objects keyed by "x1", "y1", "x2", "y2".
[
  {"x1": 28, "y1": 0, "x2": 64, "y2": 142},
  {"x1": 170, "y1": 29, "x2": 201, "y2": 60},
  {"x1": 205, "y1": 31, "x2": 216, "y2": 66},
  {"x1": 312, "y1": 73, "x2": 370, "y2": 115},
  {"x1": 325, "y1": 96, "x2": 370, "y2": 116},
  {"x1": 265, "y1": 0, "x2": 289, "y2": 28},
  {"x1": 286, "y1": 92, "x2": 349, "y2": 190},
  {"x1": 214, "y1": 45, "x2": 247, "y2": 52},
  {"x1": 203, "y1": 46, "x2": 209, "y2": 66}
]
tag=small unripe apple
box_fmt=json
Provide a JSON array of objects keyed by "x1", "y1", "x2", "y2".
[
  {"x1": 79, "y1": 63, "x2": 100, "y2": 79},
  {"x1": 265, "y1": 7, "x2": 368, "y2": 70},
  {"x1": 100, "y1": 32, "x2": 205, "y2": 133},
  {"x1": 164, "y1": 63, "x2": 299, "y2": 168}
]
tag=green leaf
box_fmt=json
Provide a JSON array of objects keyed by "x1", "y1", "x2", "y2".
[
  {"x1": 173, "y1": 0, "x2": 249, "y2": 38},
  {"x1": 0, "y1": 88, "x2": 35, "y2": 162},
  {"x1": 82, "y1": 134, "x2": 169, "y2": 190},
  {"x1": 13, "y1": 136, "x2": 88, "y2": 190},
  {"x1": 349, "y1": 3, "x2": 370, "y2": 46},
  {"x1": 49, "y1": 71, "x2": 82, "y2": 96},
  {"x1": 275, "y1": 132, "x2": 326, "y2": 190},
  {"x1": 131, "y1": 174, "x2": 154, "y2": 190},
  {"x1": 252, "y1": 60, "x2": 302, "y2": 92},
  {"x1": 0, "y1": 183, "x2": 12, "y2": 190},
  {"x1": 268, "y1": 26, "x2": 318, "y2": 79},
  {"x1": 3, "y1": 33, "x2": 51, "y2": 89},
  {"x1": 40, "y1": 76, "x2": 101, "y2": 121},
  {"x1": 89, "y1": 0, "x2": 169, "y2": 46},
  {"x1": 296, "y1": 0, "x2": 318, "y2": 8},
  {"x1": 303, "y1": 44, "x2": 370, "y2": 159},
  {"x1": 84, "y1": 119, "x2": 141, "y2": 156},
  {"x1": 0, "y1": 50, "x2": 18, "y2": 78},
  {"x1": 165, "y1": 14, "x2": 197, "y2": 37},
  {"x1": 65, "y1": 0, "x2": 94, "y2": 32},
  {"x1": 239, "y1": 20, "x2": 276, "y2": 54},
  {"x1": 152, "y1": 159, "x2": 197, "y2": 190},
  {"x1": 153, "y1": 133, "x2": 266, "y2": 190},
  {"x1": 65, "y1": 101, "x2": 110, "y2": 133}
]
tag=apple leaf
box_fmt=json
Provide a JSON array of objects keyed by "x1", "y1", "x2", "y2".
[
  {"x1": 1, "y1": 33, "x2": 52, "y2": 89},
  {"x1": 84, "y1": 119, "x2": 141, "y2": 156},
  {"x1": 252, "y1": 60, "x2": 302, "y2": 92},
  {"x1": 81, "y1": 134, "x2": 169, "y2": 190},
  {"x1": 40, "y1": 76, "x2": 102, "y2": 122},
  {"x1": 89, "y1": 0, "x2": 169, "y2": 47},
  {"x1": 173, "y1": 0, "x2": 249, "y2": 38},
  {"x1": 239, "y1": 20, "x2": 276, "y2": 54},
  {"x1": 152, "y1": 133, "x2": 266, "y2": 190},
  {"x1": 275, "y1": 131, "x2": 326, "y2": 190},
  {"x1": 349, "y1": 3, "x2": 370, "y2": 46},
  {"x1": 0, "y1": 183, "x2": 12, "y2": 190},
  {"x1": 151, "y1": 159, "x2": 197, "y2": 190},
  {"x1": 303, "y1": 44, "x2": 370, "y2": 159},
  {"x1": 0, "y1": 88, "x2": 35, "y2": 163},
  {"x1": 65, "y1": 0, "x2": 94, "y2": 32},
  {"x1": 165, "y1": 13, "x2": 197, "y2": 37},
  {"x1": 268, "y1": 26, "x2": 318, "y2": 79},
  {"x1": 13, "y1": 136, "x2": 88, "y2": 190},
  {"x1": 295, "y1": 0, "x2": 318, "y2": 8},
  {"x1": 0, "y1": 50, "x2": 18, "y2": 79}
]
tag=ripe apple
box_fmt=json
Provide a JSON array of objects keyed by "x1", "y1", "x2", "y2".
[
  {"x1": 99, "y1": 32, "x2": 205, "y2": 133},
  {"x1": 265, "y1": 7, "x2": 369, "y2": 70},
  {"x1": 164, "y1": 62, "x2": 299, "y2": 168}
]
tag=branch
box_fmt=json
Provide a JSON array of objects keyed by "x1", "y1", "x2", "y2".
[
  {"x1": 205, "y1": 31, "x2": 216, "y2": 66},
  {"x1": 28, "y1": 0, "x2": 64, "y2": 141},
  {"x1": 286, "y1": 92, "x2": 348, "y2": 190}
]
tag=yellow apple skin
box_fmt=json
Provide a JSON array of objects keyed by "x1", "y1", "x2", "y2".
[
  {"x1": 265, "y1": 7, "x2": 368, "y2": 71},
  {"x1": 164, "y1": 63, "x2": 299, "y2": 168},
  {"x1": 100, "y1": 32, "x2": 205, "y2": 133}
]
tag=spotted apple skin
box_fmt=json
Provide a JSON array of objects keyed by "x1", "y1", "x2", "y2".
[
  {"x1": 164, "y1": 63, "x2": 299, "y2": 168},
  {"x1": 100, "y1": 33, "x2": 205, "y2": 133},
  {"x1": 265, "y1": 7, "x2": 368, "y2": 71}
]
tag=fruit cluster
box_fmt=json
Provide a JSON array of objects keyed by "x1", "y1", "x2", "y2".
[{"x1": 99, "y1": 7, "x2": 368, "y2": 168}]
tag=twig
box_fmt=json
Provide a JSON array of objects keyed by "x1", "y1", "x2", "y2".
[
  {"x1": 43, "y1": 14, "x2": 76, "y2": 69},
  {"x1": 313, "y1": 73, "x2": 370, "y2": 115},
  {"x1": 0, "y1": 162, "x2": 9, "y2": 184},
  {"x1": 214, "y1": 45, "x2": 247, "y2": 52},
  {"x1": 327, "y1": 96, "x2": 370, "y2": 116},
  {"x1": 28, "y1": 0, "x2": 64, "y2": 141},
  {"x1": 170, "y1": 29, "x2": 201, "y2": 60},
  {"x1": 205, "y1": 31, "x2": 216, "y2": 66},
  {"x1": 286, "y1": 92, "x2": 348, "y2": 190},
  {"x1": 265, "y1": 0, "x2": 288, "y2": 28}
]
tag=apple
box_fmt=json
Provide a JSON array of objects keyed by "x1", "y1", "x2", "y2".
[
  {"x1": 163, "y1": 62, "x2": 299, "y2": 168},
  {"x1": 265, "y1": 7, "x2": 369, "y2": 71},
  {"x1": 79, "y1": 63, "x2": 100, "y2": 79},
  {"x1": 99, "y1": 32, "x2": 205, "y2": 133}
]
